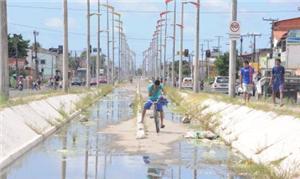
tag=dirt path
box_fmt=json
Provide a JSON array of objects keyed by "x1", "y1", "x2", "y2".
[{"x1": 99, "y1": 80, "x2": 188, "y2": 156}]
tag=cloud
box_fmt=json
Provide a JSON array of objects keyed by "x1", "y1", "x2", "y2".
[
  {"x1": 201, "y1": 0, "x2": 230, "y2": 11},
  {"x1": 44, "y1": 17, "x2": 77, "y2": 30}
]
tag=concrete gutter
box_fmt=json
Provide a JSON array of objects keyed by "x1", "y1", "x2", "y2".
[
  {"x1": 185, "y1": 96, "x2": 300, "y2": 176},
  {"x1": 0, "y1": 91, "x2": 102, "y2": 171}
]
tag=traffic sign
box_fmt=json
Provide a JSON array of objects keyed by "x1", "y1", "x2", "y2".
[{"x1": 229, "y1": 21, "x2": 241, "y2": 40}]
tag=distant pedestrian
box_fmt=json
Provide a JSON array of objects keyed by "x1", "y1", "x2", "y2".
[
  {"x1": 270, "y1": 59, "x2": 285, "y2": 106},
  {"x1": 254, "y1": 70, "x2": 262, "y2": 100},
  {"x1": 240, "y1": 60, "x2": 255, "y2": 104}
]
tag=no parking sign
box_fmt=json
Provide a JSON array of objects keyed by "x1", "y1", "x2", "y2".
[{"x1": 229, "y1": 21, "x2": 241, "y2": 40}]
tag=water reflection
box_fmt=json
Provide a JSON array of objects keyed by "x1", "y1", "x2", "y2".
[{"x1": 2, "y1": 88, "x2": 255, "y2": 179}]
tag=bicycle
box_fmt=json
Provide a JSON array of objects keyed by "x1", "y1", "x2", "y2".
[{"x1": 152, "y1": 100, "x2": 160, "y2": 133}]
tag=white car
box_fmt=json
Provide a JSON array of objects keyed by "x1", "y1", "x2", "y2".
[{"x1": 211, "y1": 76, "x2": 229, "y2": 93}]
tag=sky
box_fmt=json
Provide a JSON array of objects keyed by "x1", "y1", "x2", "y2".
[{"x1": 6, "y1": 0, "x2": 300, "y2": 67}]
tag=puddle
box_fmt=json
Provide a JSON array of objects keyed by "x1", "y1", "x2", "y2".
[{"x1": 1, "y1": 88, "x2": 254, "y2": 179}]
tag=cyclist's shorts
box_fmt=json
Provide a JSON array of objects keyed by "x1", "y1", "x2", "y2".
[{"x1": 144, "y1": 100, "x2": 163, "y2": 111}]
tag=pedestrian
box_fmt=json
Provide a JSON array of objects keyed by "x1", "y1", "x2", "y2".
[
  {"x1": 254, "y1": 70, "x2": 262, "y2": 100},
  {"x1": 270, "y1": 59, "x2": 285, "y2": 106},
  {"x1": 240, "y1": 60, "x2": 255, "y2": 104}
]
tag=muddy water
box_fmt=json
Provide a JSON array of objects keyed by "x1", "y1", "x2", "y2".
[{"x1": 1, "y1": 89, "x2": 251, "y2": 179}]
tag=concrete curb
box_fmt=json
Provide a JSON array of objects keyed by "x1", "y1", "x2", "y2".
[
  {"x1": 0, "y1": 90, "x2": 103, "y2": 171},
  {"x1": 136, "y1": 80, "x2": 145, "y2": 139}
]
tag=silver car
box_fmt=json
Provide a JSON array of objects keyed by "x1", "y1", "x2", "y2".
[{"x1": 211, "y1": 76, "x2": 229, "y2": 93}]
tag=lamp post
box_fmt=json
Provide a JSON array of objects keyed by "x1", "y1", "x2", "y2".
[
  {"x1": 0, "y1": 0, "x2": 9, "y2": 97},
  {"x1": 86, "y1": 0, "x2": 91, "y2": 87},
  {"x1": 160, "y1": 10, "x2": 171, "y2": 83},
  {"x1": 63, "y1": 0, "x2": 69, "y2": 92},
  {"x1": 113, "y1": 12, "x2": 121, "y2": 83},
  {"x1": 193, "y1": 0, "x2": 200, "y2": 92}
]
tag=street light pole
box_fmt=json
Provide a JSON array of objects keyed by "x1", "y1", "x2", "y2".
[
  {"x1": 111, "y1": 7, "x2": 115, "y2": 84},
  {"x1": 172, "y1": 0, "x2": 177, "y2": 87},
  {"x1": 63, "y1": 0, "x2": 69, "y2": 92},
  {"x1": 229, "y1": 0, "x2": 237, "y2": 97},
  {"x1": 96, "y1": 0, "x2": 101, "y2": 87},
  {"x1": 193, "y1": 0, "x2": 200, "y2": 92},
  {"x1": 106, "y1": 0, "x2": 110, "y2": 84},
  {"x1": 0, "y1": 0, "x2": 9, "y2": 98},
  {"x1": 86, "y1": 0, "x2": 91, "y2": 88},
  {"x1": 179, "y1": 2, "x2": 185, "y2": 89}
]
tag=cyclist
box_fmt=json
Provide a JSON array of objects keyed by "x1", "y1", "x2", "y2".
[{"x1": 141, "y1": 79, "x2": 166, "y2": 128}]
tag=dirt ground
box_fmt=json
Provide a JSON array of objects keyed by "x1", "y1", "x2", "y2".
[{"x1": 99, "y1": 80, "x2": 188, "y2": 156}]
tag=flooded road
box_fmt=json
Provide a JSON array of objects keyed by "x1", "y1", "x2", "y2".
[{"x1": 1, "y1": 87, "x2": 252, "y2": 179}]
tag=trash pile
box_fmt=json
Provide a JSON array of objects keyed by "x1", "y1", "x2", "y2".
[{"x1": 184, "y1": 130, "x2": 219, "y2": 140}]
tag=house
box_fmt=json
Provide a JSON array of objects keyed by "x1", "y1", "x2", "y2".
[
  {"x1": 26, "y1": 48, "x2": 63, "y2": 79},
  {"x1": 272, "y1": 17, "x2": 300, "y2": 72}
]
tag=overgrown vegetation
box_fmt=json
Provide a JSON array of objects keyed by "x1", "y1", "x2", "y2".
[{"x1": 167, "y1": 86, "x2": 298, "y2": 178}]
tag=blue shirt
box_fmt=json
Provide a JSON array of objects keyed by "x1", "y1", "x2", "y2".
[
  {"x1": 240, "y1": 67, "x2": 254, "y2": 84},
  {"x1": 148, "y1": 84, "x2": 163, "y2": 101},
  {"x1": 272, "y1": 65, "x2": 285, "y2": 85}
]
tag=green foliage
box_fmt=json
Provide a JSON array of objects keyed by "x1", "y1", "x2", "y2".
[
  {"x1": 8, "y1": 34, "x2": 30, "y2": 58},
  {"x1": 170, "y1": 60, "x2": 192, "y2": 77},
  {"x1": 215, "y1": 53, "x2": 229, "y2": 76}
]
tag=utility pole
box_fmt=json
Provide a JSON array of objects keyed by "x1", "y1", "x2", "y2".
[
  {"x1": 13, "y1": 35, "x2": 19, "y2": 77},
  {"x1": 163, "y1": 9, "x2": 168, "y2": 83},
  {"x1": 193, "y1": 0, "x2": 200, "y2": 92},
  {"x1": 215, "y1": 35, "x2": 223, "y2": 56},
  {"x1": 263, "y1": 18, "x2": 278, "y2": 61},
  {"x1": 179, "y1": 2, "x2": 185, "y2": 89},
  {"x1": 246, "y1": 33, "x2": 261, "y2": 62},
  {"x1": 229, "y1": 0, "x2": 237, "y2": 97},
  {"x1": 0, "y1": 0, "x2": 9, "y2": 98},
  {"x1": 200, "y1": 44, "x2": 204, "y2": 80},
  {"x1": 111, "y1": 7, "x2": 115, "y2": 84},
  {"x1": 63, "y1": 0, "x2": 69, "y2": 92},
  {"x1": 33, "y1": 30, "x2": 39, "y2": 79},
  {"x1": 86, "y1": 0, "x2": 91, "y2": 87},
  {"x1": 96, "y1": 0, "x2": 101, "y2": 86},
  {"x1": 204, "y1": 39, "x2": 213, "y2": 79},
  {"x1": 172, "y1": 0, "x2": 177, "y2": 87},
  {"x1": 105, "y1": 0, "x2": 111, "y2": 84}
]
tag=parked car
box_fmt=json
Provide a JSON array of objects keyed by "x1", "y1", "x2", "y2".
[
  {"x1": 99, "y1": 76, "x2": 108, "y2": 84},
  {"x1": 182, "y1": 77, "x2": 193, "y2": 89},
  {"x1": 71, "y1": 77, "x2": 82, "y2": 86},
  {"x1": 90, "y1": 78, "x2": 97, "y2": 86},
  {"x1": 211, "y1": 76, "x2": 229, "y2": 93}
]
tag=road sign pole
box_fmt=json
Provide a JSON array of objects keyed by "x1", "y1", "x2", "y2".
[{"x1": 229, "y1": 0, "x2": 237, "y2": 97}]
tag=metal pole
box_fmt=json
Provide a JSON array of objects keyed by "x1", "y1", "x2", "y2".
[
  {"x1": 118, "y1": 16, "x2": 121, "y2": 82},
  {"x1": 33, "y1": 31, "x2": 39, "y2": 79},
  {"x1": 179, "y1": 2, "x2": 184, "y2": 89},
  {"x1": 111, "y1": 8, "x2": 115, "y2": 84},
  {"x1": 86, "y1": 0, "x2": 91, "y2": 87},
  {"x1": 172, "y1": 0, "x2": 177, "y2": 87},
  {"x1": 159, "y1": 26, "x2": 163, "y2": 79},
  {"x1": 63, "y1": 0, "x2": 69, "y2": 92},
  {"x1": 229, "y1": 0, "x2": 237, "y2": 97},
  {"x1": 0, "y1": 0, "x2": 9, "y2": 98},
  {"x1": 106, "y1": 0, "x2": 110, "y2": 84},
  {"x1": 163, "y1": 6, "x2": 168, "y2": 83},
  {"x1": 96, "y1": 0, "x2": 101, "y2": 86},
  {"x1": 193, "y1": 0, "x2": 200, "y2": 92}
]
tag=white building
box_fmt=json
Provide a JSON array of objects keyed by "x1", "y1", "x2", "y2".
[{"x1": 26, "y1": 48, "x2": 62, "y2": 79}]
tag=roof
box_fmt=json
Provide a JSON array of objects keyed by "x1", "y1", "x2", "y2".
[{"x1": 273, "y1": 17, "x2": 300, "y2": 41}]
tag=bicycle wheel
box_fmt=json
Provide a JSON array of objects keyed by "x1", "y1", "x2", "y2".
[{"x1": 154, "y1": 104, "x2": 160, "y2": 133}]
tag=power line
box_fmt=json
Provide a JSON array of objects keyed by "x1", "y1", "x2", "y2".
[{"x1": 7, "y1": 5, "x2": 300, "y2": 14}]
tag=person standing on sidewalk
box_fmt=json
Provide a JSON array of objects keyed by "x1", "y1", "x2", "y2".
[
  {"x1": 270, "y1": 59, "x2": 285, "y2": 106},
  {"x1": 240, "y1": 60, "x2": 255, "y2": 104}
]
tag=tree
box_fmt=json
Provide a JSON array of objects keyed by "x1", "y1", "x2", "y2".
[
  {"x1": 8, "y1": 34, "x2": 30, "y2": 58},
  {"x1": 173, "y1": 60, "x2": 192, "y2": 77},
  {"x1": 215, "y1": 53, "x2": 229, "y2": 76}
]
